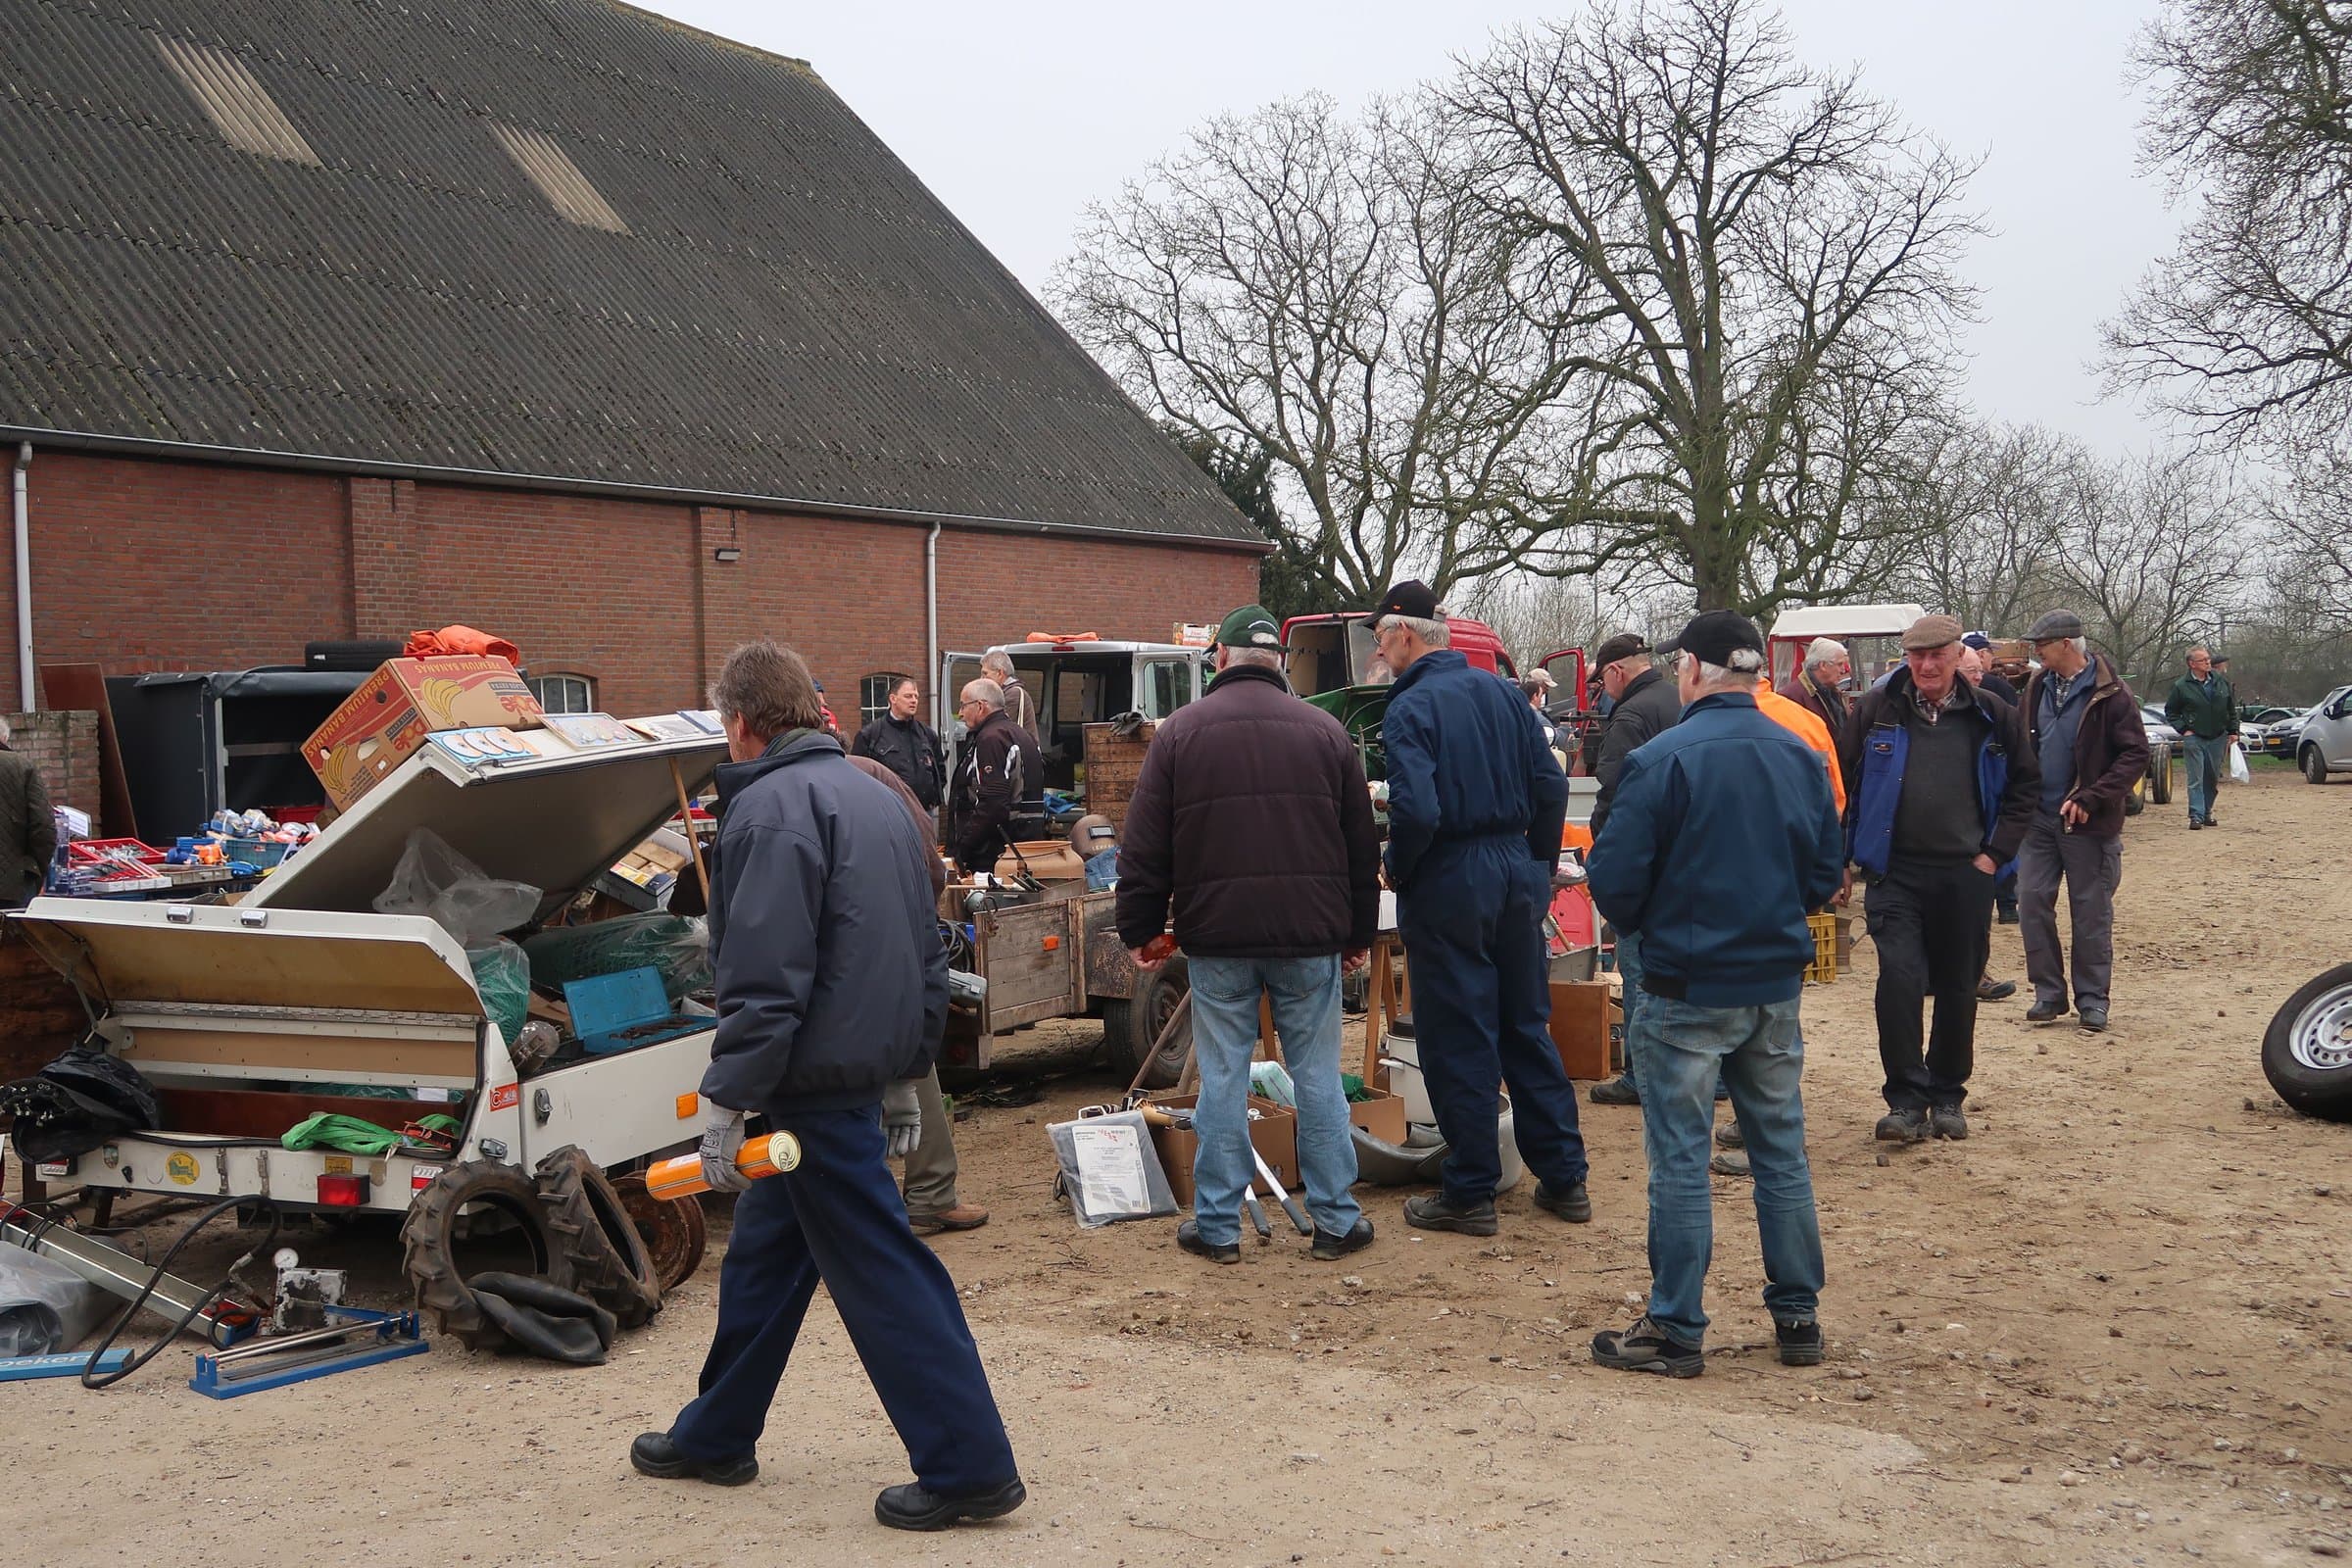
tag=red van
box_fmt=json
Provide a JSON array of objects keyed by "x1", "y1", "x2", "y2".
[{"x1": 1279, "y1": 611, "x2": 1518, "y2": 698}]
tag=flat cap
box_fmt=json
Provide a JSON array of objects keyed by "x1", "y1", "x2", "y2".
[
  {"x1": 2025, "y1": 610, "x2": 2084, "y2": 643},
  {"x1": 1590, "y1": 631, "x2": 1650, "y2": 669},
  {"x1": 1901, "y1": 613, "x2": 1965, "y2": 652}
]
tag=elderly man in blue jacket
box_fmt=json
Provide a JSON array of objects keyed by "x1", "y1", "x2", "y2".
[
  {"x1": 1372, "y1": 580, "x2": 1591, "y2": 1237},
  {"x1": 630, "y1": 640, "x2": 1023, "y2": 1533},
  {"x1": 1586, "y1": 611, "x2": 1845, "y2": 1378}
]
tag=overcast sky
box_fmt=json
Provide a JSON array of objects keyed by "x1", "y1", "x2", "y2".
[{"x1": 649, "y1": 0, "x2": 2178, "y2": 456}]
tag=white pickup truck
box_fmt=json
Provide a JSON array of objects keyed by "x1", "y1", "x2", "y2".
[{"x1": 10, "y1": 729, "x2": 731, "y2": 1333}]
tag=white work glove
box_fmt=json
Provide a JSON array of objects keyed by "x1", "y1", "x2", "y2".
[
  {"x1": 698, "y1": 1104, "x2": 754, "y2": 1193},
  {"x1": 881, "y1": 1080, "x2": 922, "y2": 1160}
]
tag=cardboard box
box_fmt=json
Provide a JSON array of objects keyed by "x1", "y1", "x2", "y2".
[
  {"x1": 1145, "y1": 1092, "x2": 1298, "y2": 1208},
  {"x1": 1348, "y1": 1088, "x2": 1407, "y2": 1146},
  {"x1": 306, "y1": 657, "x2": 545, "y2": 809},
  {"x1": 995, "y1": 839, "x2": 1087, "y2": 882},
  {"x1": 1549, "y1": 979, "x2": 1620, "y2": 1081}
]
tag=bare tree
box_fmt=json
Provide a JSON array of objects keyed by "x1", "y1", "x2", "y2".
[
  {"x1": 2260, "y1": 437, "x2": 2352, "y2": 631},
  {"x1": 2047, "y1": 451, "x2": 2255, "y2": 691},
  {"x1": 1446, "y1": 0, "x2": 1982, "y2": 615},
  {"x1": 2104, "y1": 0, "x2": 2352, "y2": 437},
  {"x1": 1051, "y1": 94, "x2": 1598, "y2": 603},
  {"x1": 1889, "y1": 422, "x2": 2084, "y2": 634}
]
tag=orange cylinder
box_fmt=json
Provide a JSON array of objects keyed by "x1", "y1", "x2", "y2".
[{"x1": 644, "y1": 1131, "x2": 802, "y2": 1201}]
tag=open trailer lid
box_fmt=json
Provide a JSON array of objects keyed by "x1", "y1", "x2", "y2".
[
  {"x1": 1768, "y1": 604, "x2": 1929, "y2": 641},
  {"x1": 12, "y1": 900, "x2": 484, "y2": 1017},
  {"x1": 248, "y1": 729, "x2": 727, "y2": 915}
]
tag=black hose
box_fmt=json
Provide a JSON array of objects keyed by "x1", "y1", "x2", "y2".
[{"x1": 79, "y1": 1196, "x2": 279, "y2": 1390}]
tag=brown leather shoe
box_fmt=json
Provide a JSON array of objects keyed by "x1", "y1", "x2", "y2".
[{"x1": 907, "y1": 1203, "x2": 990, "y2": 1234}]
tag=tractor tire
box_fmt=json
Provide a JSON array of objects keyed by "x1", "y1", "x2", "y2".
[
  {"x1": 2305, "y1": 745, "x2": 2331, "y2": 785},
  {"x1": 401, "y1": 1159, "x2": 568, "y2": 1351},
  {"x1": 533, "y1": 1147, "x2": 663, "y2": 1329},
  {"x1": 615, "y1": 1170, "x2": 709, "y2": 1294},
  {"x1": 1102, "y1": 954, "x2": 1191, "y2": 1089},
  {"x1": 2147, "y1": 743, "x2": 2173, "y2": 806},
  {"x1": 2262, "y1": 963, "x2": 2352, "y2": 1122}
]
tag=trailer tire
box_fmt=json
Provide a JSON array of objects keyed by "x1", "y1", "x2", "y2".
[
  {"x1": 534, "y1": 1147, "x2": 663, "y2": 1329},
  {"x1": 615, "y1": 1170, "x2": 709, "y2": 1293},
  {"x1": 2147, "y1": 743, "x2": 2173, "y2": 805},
  {"x1": 1102, "y1": 955, "x2": 1190, "y2": 1089},
  {"x1": 401, "y1": 1159, "x2": 568, "y2": 1352}
]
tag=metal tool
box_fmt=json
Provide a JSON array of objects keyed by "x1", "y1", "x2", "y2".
[
  {"x1": 1, "y1": 1209, "x2": 254, "y2": 1348},
  {"x1": 1250, "y1": 1150, "x2": 1313, "y2": 1236},
  {"x1": 189, "y1": 1304, "x2": 427, "y2": 1399},
  {"x1": 1242, "y1": 1182, "x2": 1272, "y2": 1241},
  {"x1": 0, "y1": 1348, "x2": 131, "y2": 1383}
]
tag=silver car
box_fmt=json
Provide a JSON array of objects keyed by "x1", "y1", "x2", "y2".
[{"x1": 2296, "y1": 685, "x2": 2352, "y2": 784}]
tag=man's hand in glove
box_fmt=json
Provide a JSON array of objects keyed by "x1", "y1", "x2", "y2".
[
  {"x1": 881, "y1": 1080, "x2": 922, "y2": 1159},
  {"x1": 698, "y1": 1104, "x2": 753, "y2": 1193}
]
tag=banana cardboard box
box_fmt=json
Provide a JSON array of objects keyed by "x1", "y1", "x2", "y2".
[{"x1": 305, "y1": 655, "x2": 547, "y2": 810}]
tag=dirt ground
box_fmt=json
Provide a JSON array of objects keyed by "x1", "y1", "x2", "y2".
[{"x1": 9, "y1": 767, "x2": 2352, "y2": 1567}]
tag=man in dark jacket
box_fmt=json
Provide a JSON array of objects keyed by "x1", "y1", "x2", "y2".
[
  {"x1": 1373, "y1": 581, "x2": 1590, "y2": 1237},
  {"x1": 1587, "y1": 611, "x2": 1843, "y2": 1378},
  {"x1": 851, "y1": 675, "x2": 945, "y2": 812},
  {"x1": 2017, "y1": 611, "x2": 2149, "y2": 1033},
  {"x1": 1775, "y1": 638, "x2": 1852, "y2": 747},
  {"x1": 2163, "y1": 646, "x2": 2237, "y2": 829},
  {"x1": 632, "y1": 641, "x2": 1022, "y2": 1534},
  {"x1": 0, "y1": 720, "x2": 57, "y2": 906},
  {"x1": 1116, "y1": 605, "x2": 1381, "y2": 1263},
  {"x1": 1838, "y1": 615, "x2": 2040, "y2": 1144},
  {"x1": 1586, "y1": 630, "x2": 1686, "y2": 1108},
  {"x1": 947, "y1": 679, "x2": 1041, "y2": 872}
]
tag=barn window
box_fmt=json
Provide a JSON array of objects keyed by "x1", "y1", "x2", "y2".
[
  {"x1": 529, "y1": 673, "x2": 596, "y2": 714},
  {"x1": 861, "y1": 671, "x2": 911, "y2": 729}
]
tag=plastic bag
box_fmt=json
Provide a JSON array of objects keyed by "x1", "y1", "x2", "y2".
[
  {"x1": 467, "y1": 939, "x2": 531, "y2": 1044},
  {"x1": 1046, "y1": 1109, "x2": 1178, "y2": 1228},
  {"x1": 0, "y1": 1246, "x2": 110, "y2": 1356},
  {"x1": 521, "y1": 915, "x2": 710, "y2": 1002},
  {"x1": 2230, "y1": 741, "x2": 2251, "y2": 784},
  {"x1": 372, "y1": 828, "x2": 541, "y2": 945}
]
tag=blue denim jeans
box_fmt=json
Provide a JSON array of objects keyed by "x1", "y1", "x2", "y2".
[
  {"x1": 1186, "y1": 954, "x2": 1363, "y2": 1247},
  {"x1": 2184, "y1": 735, "x2": 2228, "y2": 822},
  {"x1": 1613, "y1": 929, "x2": 1646, "y2": 1090},
  {"x1": 1632, "y1": 992, "x2": 1824, "y2": 1348}
]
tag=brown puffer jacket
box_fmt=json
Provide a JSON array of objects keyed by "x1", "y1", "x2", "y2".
[
  {"x1": 2021, "y1": 655, "x2": 2150, "y2": 840},
  {"x1": 0, "y1": 746, "x2": 56, "y2": 905},
  {"x1": 1114, "y1": 663, "x2": 1381, "y2": 958}
]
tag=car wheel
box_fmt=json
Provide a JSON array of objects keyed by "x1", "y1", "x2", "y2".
[
  {"x1": 1102, "y1": 954, "x2": 1191, "y2": 1089},
  {"x1": 2262, "y1": 964, "x2": 2352, "y2": 1121},
  {"x1": 2304, "y1": 745, "x2": 2330, "y2": 785}
]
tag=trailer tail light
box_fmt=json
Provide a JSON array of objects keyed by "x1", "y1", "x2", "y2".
[
  {"x1": 410, "y1": 1164, "x2": 445, "y2": 1193},
  {"x1": 317, "y1": 1173, "x2": 370, "y2": 1207}
]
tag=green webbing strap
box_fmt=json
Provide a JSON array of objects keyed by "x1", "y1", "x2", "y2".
[{"x1": 281, "y1": 1111, "x2": 460, "y2": 1154}]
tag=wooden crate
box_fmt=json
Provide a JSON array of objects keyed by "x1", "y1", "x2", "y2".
[{"x1": 1081, "y1": 720, "x2": 1155, "y2": 826}]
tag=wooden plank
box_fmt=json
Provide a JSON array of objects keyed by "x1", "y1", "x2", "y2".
[
  {"x1": 119, "y1": 1026, "x2": 476, "y2": 1081},
  {"x1": 156, "y1": 1087, "x2": 441, "y2": 1140},
  {"x1": 39, "y1": 662, "x2": 136, "y2": 839}
]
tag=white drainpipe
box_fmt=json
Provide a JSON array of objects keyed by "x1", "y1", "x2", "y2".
[
  {"x1": 925, "y1": 519, "x2": 941, "y2": 733},
  {"x1": 12, "y1": 442, "x2": 30, "y2": 711}
]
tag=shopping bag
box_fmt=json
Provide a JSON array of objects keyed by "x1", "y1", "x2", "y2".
[{"x1": 2229, "y1": 741, "x2": 2251, "y2": 784}]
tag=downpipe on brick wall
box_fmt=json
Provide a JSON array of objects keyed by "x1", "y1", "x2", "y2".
[
  {"x1": 12, "y1": 442, "x2": 29, "y2": 711},
  {"x1": 925, "y1": 519, "x2": 941, "y2": 733}
]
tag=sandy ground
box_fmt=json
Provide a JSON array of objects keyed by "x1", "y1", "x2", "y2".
[{"x1": 9, "y1": 767, "x2": 2352, "y2": 1567}]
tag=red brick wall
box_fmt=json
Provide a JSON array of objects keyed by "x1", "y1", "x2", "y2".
[
  {"x1": 9, "y1": 450, "x2": 1260, "y2": 723},
  {"x1": 1, "y1": 710, "x2": 98, "y2": 818}
]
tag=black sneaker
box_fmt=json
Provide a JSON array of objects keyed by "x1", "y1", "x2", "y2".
[
  {"x1": 2079, "y1": 1005, "x2": 2109, "y2": 1033},
  {"x1": 1588, "y1": 1075, "x2": 1641, "y2": 1106},
  {"x1": 1403, "y1": 1192, "x2": 1499, "y2": 1236},
  {"x1": 1715, "y1": 1121, "x2": 1745, "y2": 1150},
  {"x1": 629, "y1": 1431, "x2": 758, "y2": 1487},
  {"x1": 1532, "y1": 1180, "x2": 1592, "y2": 1223},
  {"x1": 2025, "y1": 999, "x2": 2071, "y2": 1023},
  {"x1": 1775, "y1": 1319, "x2": 1825, "y2": 1367},
  {"x1": 1996, "y1": 904, "x2": 2021, "y2": 926},
  {"x1": 1929, "y1": 1104, "x2": 1969, "y2": 1141},
  {"x1": 875, "y1": 1477, "x2": 1027, "y2": 1532},
  {"x1": 1310, "y1": 1217, "x2": 1374, "y2": 1261},
  {"x1": 1592, "y1": 1315, "x2": 1704, "y2": 1378},
  {"x1": 1976, "y1": 977, "x2": 2017, "y2": 1002},
  {"x1": 1874, "y1": 1108, "x2": 1928, "y2": 1143},
  {"x1": 1176, "y1": 1219, "x2": 1240, "y2": 1264}
]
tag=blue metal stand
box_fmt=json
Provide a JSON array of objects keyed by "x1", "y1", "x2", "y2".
[{"x1": 189, "y1": 1306, "x2": 427, "y2": 1398}]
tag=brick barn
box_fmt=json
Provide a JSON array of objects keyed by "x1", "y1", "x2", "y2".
[{"x1": 0, "y1": 0, "x2": 1262, "y2": 732}]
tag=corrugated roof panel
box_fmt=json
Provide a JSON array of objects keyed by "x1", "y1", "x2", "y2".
[
  {"x1": 154, "y1": 35, "x2": 320, "y2": 166},
  {"x1": 488, "y1": 121, "x2": 629, "y2": 234}
]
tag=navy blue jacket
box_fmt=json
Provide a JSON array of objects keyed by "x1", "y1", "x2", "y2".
[
  {"x1": 1838, "y1": 668, "x2": 2039, "y2": 879},
  {"x1": 1382, "y1": 649, "x2": 1568, "y2": 891},
  {"x1": 1587, "y1": 692, "x2": 1845, "y2": 1006},
  {"x1": 700, "y1": 730, "x2": 949, "y2": 1114}
]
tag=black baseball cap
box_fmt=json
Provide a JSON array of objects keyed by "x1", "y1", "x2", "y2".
[
  {"x1": 1591, "y1": 631, "x2": 1650, "y2": 669},
  {"x1": 1672, "y1": 610, "x2": 1765, "y2": 666},
  {"x1": 1362, "y1": 579, "x2": 1440, "y2": 628}
]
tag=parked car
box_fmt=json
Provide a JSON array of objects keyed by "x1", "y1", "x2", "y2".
[
  {"x1": 2246, "y1": 703, "x2": 2319, "y2": 760},
  {"x1": 2296, "y1": 685, "x2": 2352, "y2": 784},
  {"x1": 2242, "y1": 705, "x2": 2300, "y2": 727}
]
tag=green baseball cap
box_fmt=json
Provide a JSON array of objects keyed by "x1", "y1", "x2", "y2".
[{"x1": 1214, "y1": 604, "x2": 1288, "y2": 652}]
